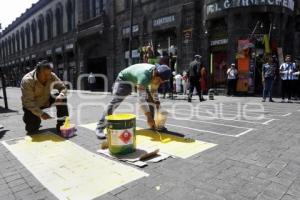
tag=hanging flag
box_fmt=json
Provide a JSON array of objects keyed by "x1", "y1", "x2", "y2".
[{"x1": 262, "y1": 35, "x2": 271, "y2": 54}]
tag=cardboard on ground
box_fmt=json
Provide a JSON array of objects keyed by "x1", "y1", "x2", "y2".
[
  {"x1": 80, "y1": 123, "x2": 217, "y2": 159},
  {"x1": 2, "y1": 133, "x2": 148, "y2": 200}
]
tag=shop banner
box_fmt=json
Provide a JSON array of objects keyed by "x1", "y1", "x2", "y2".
[{"x1": 207, "y1": 0, "x2": 295, "y2": 15}]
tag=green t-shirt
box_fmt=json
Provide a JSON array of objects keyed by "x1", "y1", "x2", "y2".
[{"x1": 118, "y1": 64, "x2": 155, "y2": 87}]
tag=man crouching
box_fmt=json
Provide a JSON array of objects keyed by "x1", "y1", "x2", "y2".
[{"x1": 21, "y1": 60, "x2": 69, "y2": 135}]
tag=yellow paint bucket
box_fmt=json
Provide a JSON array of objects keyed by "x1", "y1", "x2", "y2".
[{"x1": 106, "y1": 114, "x2": 136, "y2": 155}]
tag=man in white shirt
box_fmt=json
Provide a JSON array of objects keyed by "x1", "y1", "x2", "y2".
[
  {"x1": 88, "y1": 72, "x2": 96, "y2": 91},
  {"x1": 227, "y1": 63, "x2": 238, "y2": 96},
  {"x1": 279, "y1": 55, "x2": 296, "y2": 103}
]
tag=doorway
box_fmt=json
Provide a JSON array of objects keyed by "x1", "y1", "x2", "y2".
[{"x1": 87, "y1": 57, "x2": 107, "y2": 91}]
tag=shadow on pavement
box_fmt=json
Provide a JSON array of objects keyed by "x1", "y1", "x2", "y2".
[
  {"x1": 0, "y1": 130, "x2": 9, "y2": 139},
  {"x1": 0, "y1": 107, "x2": 17, "y2": 114}
]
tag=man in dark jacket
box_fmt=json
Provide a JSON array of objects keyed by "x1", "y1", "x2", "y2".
[{"x1": 187, "y1": 55, "x2": 205, "y2": 102}]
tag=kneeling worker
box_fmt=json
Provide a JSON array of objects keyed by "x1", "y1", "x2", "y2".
[
  {"x1": 21, "y1": 60, "x2": 69, "y2": 134},
  {"x1": 95, "y1": 63, "x2": 171, "y2": 139}
]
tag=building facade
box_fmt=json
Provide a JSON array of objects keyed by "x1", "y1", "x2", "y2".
[
  {"x1": 0, "y1": 0, "x2": 77, "y2": 88},
  {"x1": 0, "y1": 0, "x2": 299, "y2": 93}
]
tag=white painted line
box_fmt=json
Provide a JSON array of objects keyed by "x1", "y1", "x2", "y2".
[
  {"x1": 282, "y1": 113, "x2": 292, "y2": 117},
  {"x1": 262, "y1": 119, "x2": 276, "y2": 125},
  {"x1": 168, "y1": 110, "x2": 253, "y2": 130},
  {"x1": 137, "y1": 118, "x2": 238, "y2": 138},
  {"x1": 173, "y1": 108, "x2": 273, "y2": 125},
  {"x1": 235, "y1": 129, "x2": 254, "y2": 137}
]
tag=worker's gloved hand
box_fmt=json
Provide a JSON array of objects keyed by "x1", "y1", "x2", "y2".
[
  {"x1": 55, "y1": 93, "x2": 65, "y2": 103},
  {"x1": 154, "y1": 100, "x2": 160, "y2": 110},
  {"x1": 41, "y1": 112, "x2": 52, "y2": 120},
  {"x1": 145, "y1": 112, "x2": 155, "y2": 129}
]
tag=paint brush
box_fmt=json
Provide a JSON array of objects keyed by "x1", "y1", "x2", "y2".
[{"x1": 155, "y1": 130, "x2": 171, "y2": 143}]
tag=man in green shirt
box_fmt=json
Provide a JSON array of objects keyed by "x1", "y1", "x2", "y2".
[{"x1": 96, "y1": 63, "x2": 171, "y2": 139}]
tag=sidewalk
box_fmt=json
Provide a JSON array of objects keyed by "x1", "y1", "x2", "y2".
[{"x1": 1, "y1": 88, "x2": 300, "y2": 200}]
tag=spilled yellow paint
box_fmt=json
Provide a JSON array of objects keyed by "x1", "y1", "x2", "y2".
[
  {"x1": 80, "y1": 123, "x2": 217, "y2": 159},
  {"x1": 136, "y1": 128, "x2": 217, "y2": 159},
  {"x1": 2, "y1": 133, "x2": 148, "y2": 200}
]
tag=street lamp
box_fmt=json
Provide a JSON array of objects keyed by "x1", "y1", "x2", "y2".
[{"x1": 128, "y1": 0, "x2": 133, "y2": 66}]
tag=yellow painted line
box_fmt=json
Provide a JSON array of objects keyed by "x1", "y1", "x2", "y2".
[
  {"x1": 80, "y1": 123, "x2": 217, "y2": 159},
  {"x1": 1, "y1": 133, "x2": 148, "y2": 200}
]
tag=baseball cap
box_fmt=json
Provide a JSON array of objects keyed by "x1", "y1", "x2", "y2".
[
  {"x1": 194, "y1": 55, "x2": 202, "y2": 59},
  {"x1": 155, "y1": 64, "x2": 171, "y2": 81},
  {"x1": 231, "y1": 63, "x2": 235, "y2": 67}
]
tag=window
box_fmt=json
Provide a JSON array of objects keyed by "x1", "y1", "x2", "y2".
[
  {"x1": 25, "y1": 24, "x2": 31, "y2": 48},
  {"x1": 12, "y1": 34, "x2": 16, "y2": 54},
  {"x1": 125, "y1": 0, "x2": 130, "y2": 9},
  {"x1": 90, "y1": 0, "x2": 105, "y2": 18},
  {"x1": 16, "y1": 31, "x2": 20, "y2": 52},
  {"x1": 21, "y1": 27, "x2": 25, "y2": 50},
  {"x1": 66, "y1": 0, "x2": 74, "y2": 31},
  {"x1": 8, "y1": 36, "x2": 12, "y2": 55},
  {"x1": 5, "y1": 39, "x2": 8, "y2": 56},
  {"x1": 55, "y1": 4, "x2": 64, "y2": 36},
  {"x1": 46, "y1": 11, "x2": 53, "y2": 40},
  {"x1": 31, "y1": 20, "x2": 37, "y2": 45},
  {"x1": 38, "y1": 15, "x2": 45, "y2": 42}
]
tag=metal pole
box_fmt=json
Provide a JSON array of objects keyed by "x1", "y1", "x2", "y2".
[{"x1": 128, "y1": 0, "x2": 133, "y2": 66}]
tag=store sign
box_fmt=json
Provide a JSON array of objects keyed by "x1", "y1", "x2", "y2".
[
  {"x1": 55, "y1": 47, "x2": 62, "y2": 54},
  {"x1": 65, "y1": 44, "x2": 74, "y2": 50},
  {"x1": 125, "y1": 49, "x2": 140, "y2": 59},
  {"x1": 207, "y1": 0, "x2": 295, "y2": 15},
  {"x1": 153, "y1": 15, "x2": 175, "y2": 27},
  {"x1": 46, "y1": 49, "x2": 52, "y2": 55},
  {"x1": 210, "y1": 39, "x2": 228, "y2": 46},
  {"x1": 122, "y1": 25, "x2": 139, "y2": 35}
]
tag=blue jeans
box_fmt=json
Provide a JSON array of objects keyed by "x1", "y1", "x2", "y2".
[{"x1": 263, "y1": 77, "x2": 274, "y2": 100}]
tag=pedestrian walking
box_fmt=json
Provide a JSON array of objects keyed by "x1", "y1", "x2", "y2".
[
  {"x1": 280, "y1": 55, "x2": 296, "y2": 103},
  {"x1": 174, "y1": 72, "x2": 182, "y2": 94},
  {"x1": 20, "y1": 60, "x2": 69, "y2": 134},
  {"x1": 88, "y1": 72, "x2": 96, "y2": 91},
  {"x1": 262, "y1": 56, "x2": 276, "y2": 102},
  {"x1": 187, "y1": 55, "x2": 205, "y2": 102},
  {"x1": 227, "y1": 63, "x2": 238, "y2": 96},
  {"x1": 95, "y1": 63, "x2": 171, "y2": 139},
  {"x1": 200, "y1": 64, "x2": 208, "y2": 95},
  {"x1": 182, "y1": 71, "x2": 188, "y2": 95}
]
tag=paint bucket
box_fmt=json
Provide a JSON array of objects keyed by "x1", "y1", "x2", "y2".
[
  {"x1": 60, "y1": 124, "x2": 76, "y2": 138},
  {"x1": 154, "y1": 110, "x2": 168, "y2": 130},
  {"x1": 106, "y1": 114, "x2": 136, "y2": 155}
]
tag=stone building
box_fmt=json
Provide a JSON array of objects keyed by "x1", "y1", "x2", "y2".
[
  {"x1": 203, "y1": 0, "x2": 300, "y2": 93},
  {"x1": 0, "y1": 0, "x2": 300, "y2": 93},
  {"x1": 0, "y1": 0, "x2": 77, "y2": 88}
]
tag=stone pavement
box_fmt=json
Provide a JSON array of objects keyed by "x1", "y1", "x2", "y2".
[{"x1": 0, "y1": 87, "x2": 300, "y2": 200}]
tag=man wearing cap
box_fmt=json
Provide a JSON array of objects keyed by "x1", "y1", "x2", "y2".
[
  {"x1": 95, "y1": 63, "x2": 171, "y2": 139},
  {"x1": 20, "y1": 60, "x2": 69, "y2": 134},
  {"x1": 187, "y1": 55, "x2": 205, "y2": 102}
]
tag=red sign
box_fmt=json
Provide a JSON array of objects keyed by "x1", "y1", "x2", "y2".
[{"x1": 119, "y1": 130, "x2": 132, "y2": 144}]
